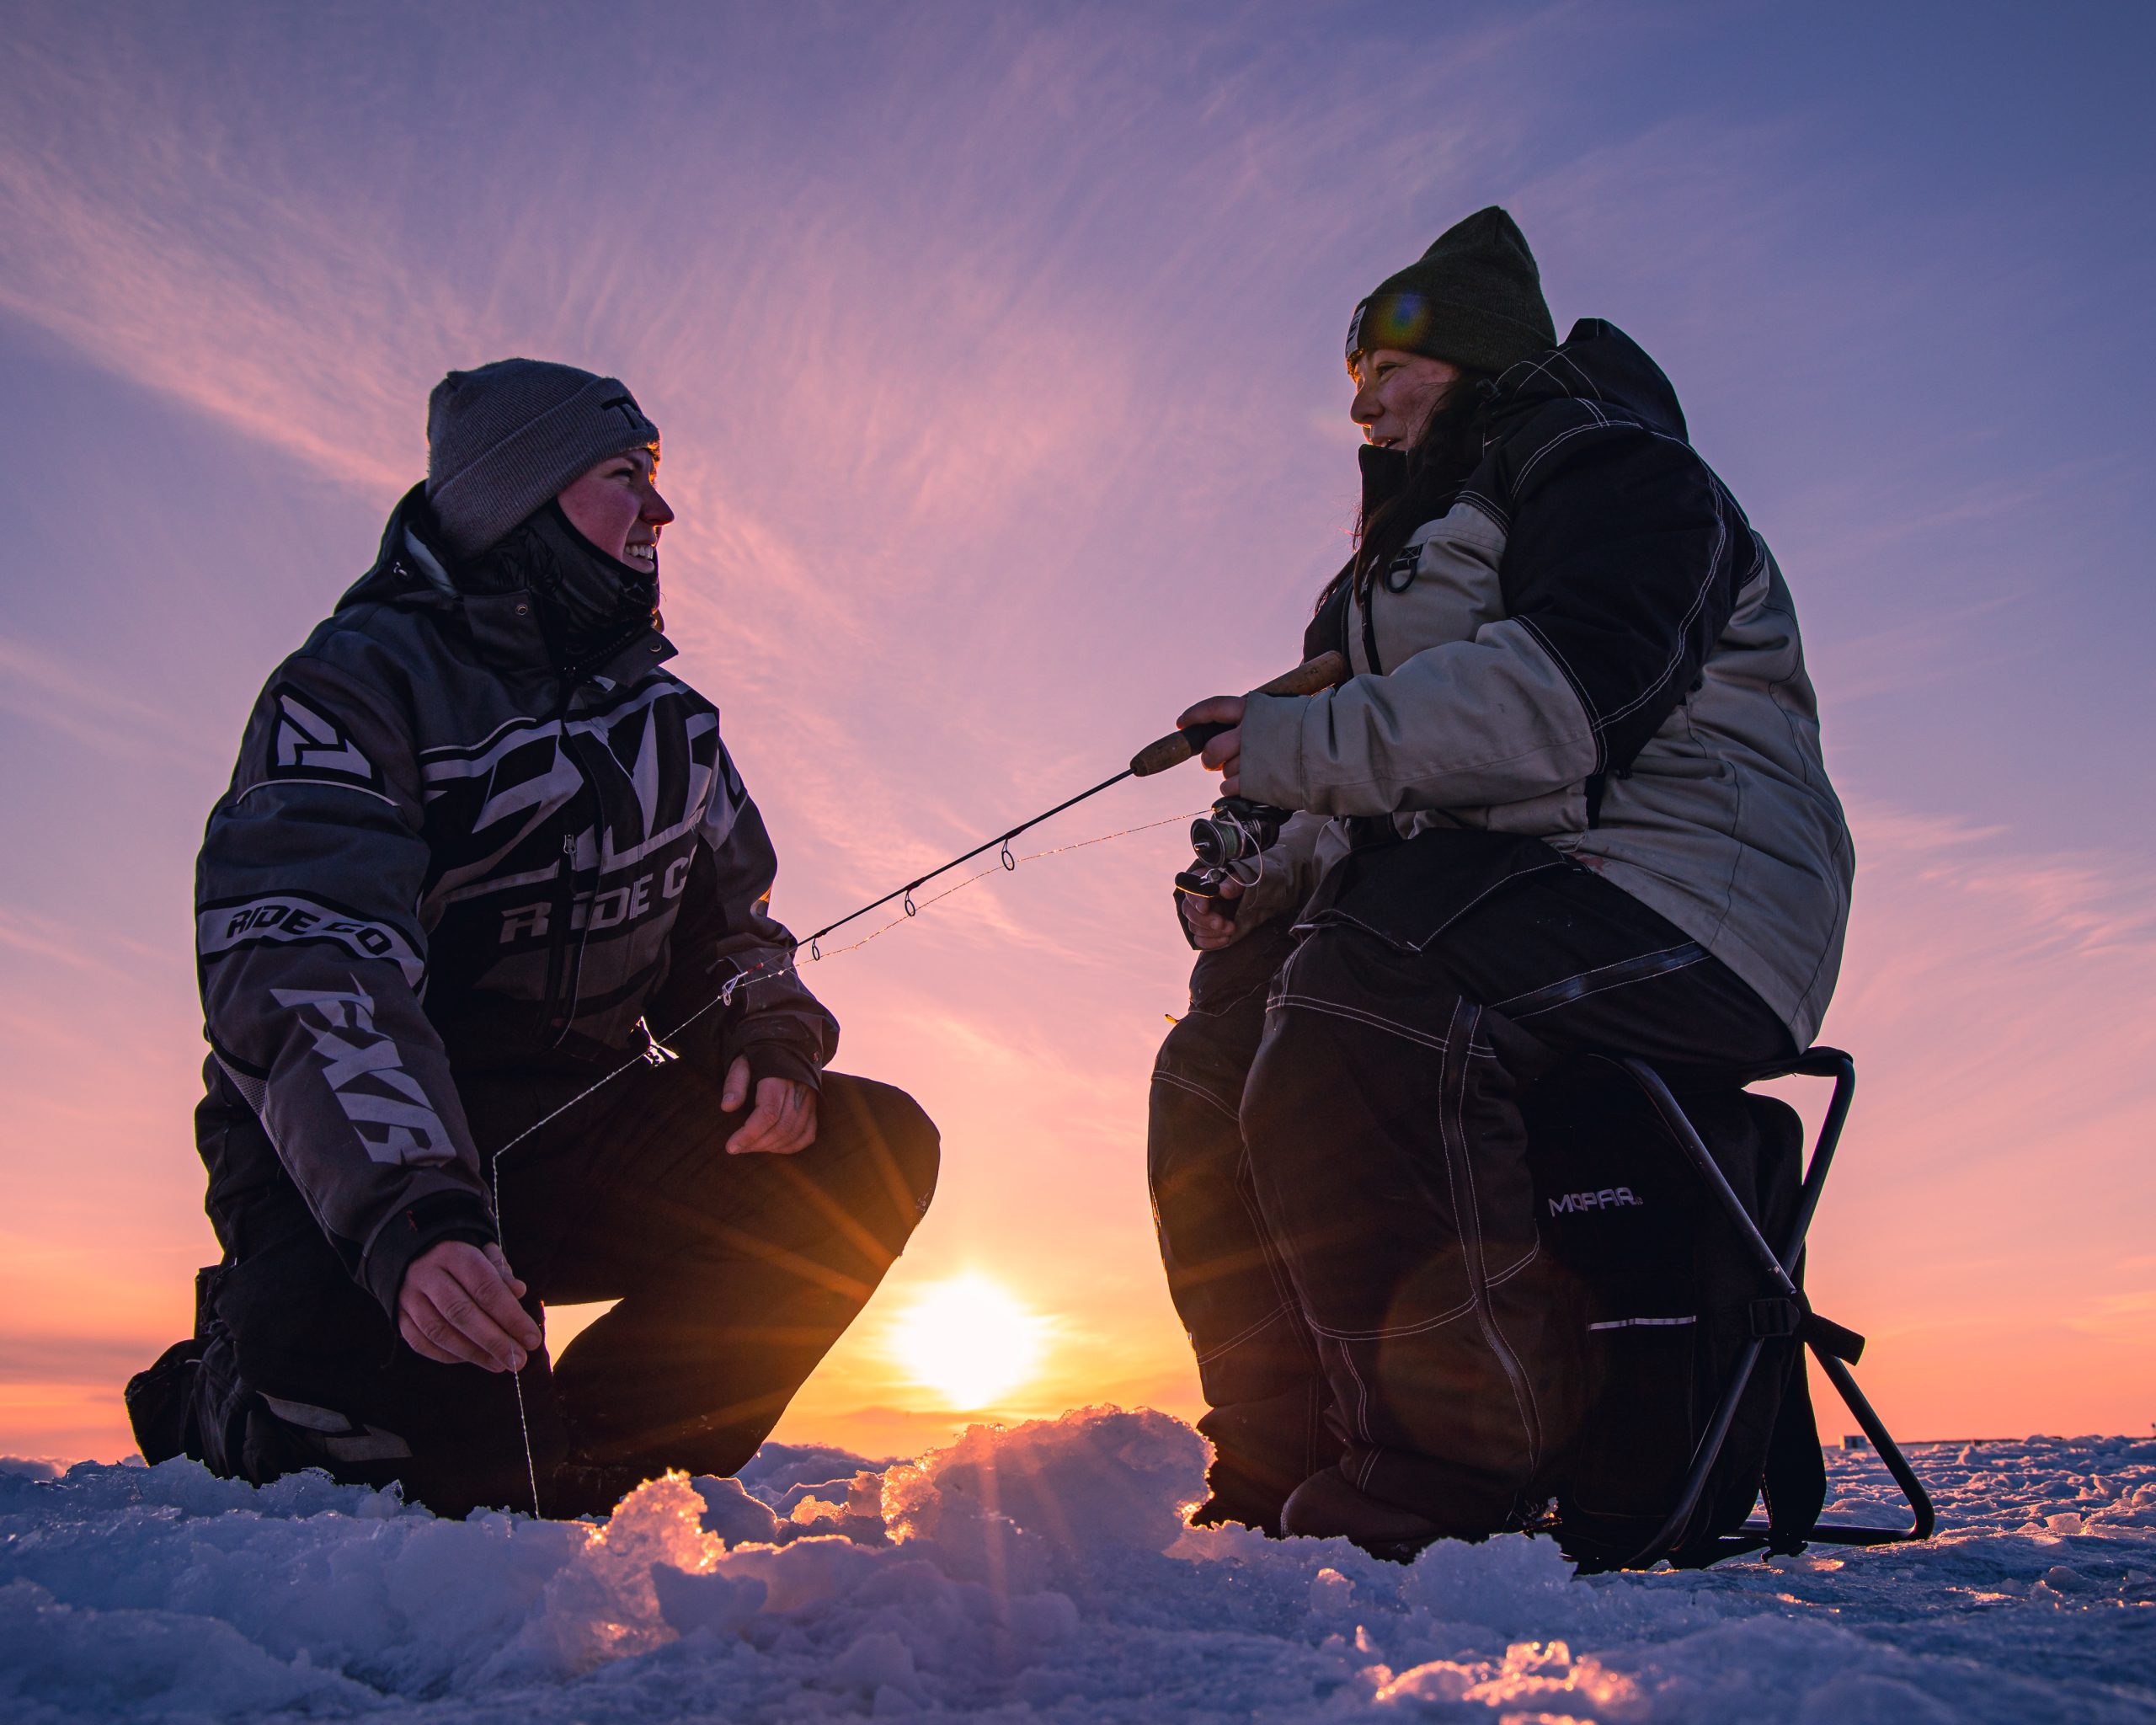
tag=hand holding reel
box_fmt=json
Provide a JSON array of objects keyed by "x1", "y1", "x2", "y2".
[{"x1": 1175, "y1": 797, "x2": 1292, "y2": 909}]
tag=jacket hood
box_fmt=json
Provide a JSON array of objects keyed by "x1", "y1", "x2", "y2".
[
  {"x1": 336, "y1": 484, "x2": 459, "y2": 614},
  {"x1": 1490, "y1": 318, "x2": 1688, "y2": 441}
]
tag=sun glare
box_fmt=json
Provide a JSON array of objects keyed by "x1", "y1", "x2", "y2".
[{"x1": 889, "y1": 1274, "x2": 1048, "y2": 1410}]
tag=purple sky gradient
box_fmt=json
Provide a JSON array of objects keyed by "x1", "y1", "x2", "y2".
[{"x1": 1, "y1": 1, "x2": 2150, "y2": 1456}]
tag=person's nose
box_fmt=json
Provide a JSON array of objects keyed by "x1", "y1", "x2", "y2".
[
  {"x1": 1350, "y1": 381, "x2": 1380, "y2": 430},
  {"x1": 643, "y1": 484, "x2": 675, "y2": 528}
]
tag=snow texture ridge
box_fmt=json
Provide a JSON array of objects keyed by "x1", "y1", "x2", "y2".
[{"x1": 1, "y1": 1409, "x2": 2150, "y2": 1722}]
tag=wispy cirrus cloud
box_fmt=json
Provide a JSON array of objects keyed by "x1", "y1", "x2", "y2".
[
  {"x1": 0, "y1": 634, "x2": 194, "y2": 764},
  {"x1": 0, "y1": 56, "x2": 440, "y2": 490}
]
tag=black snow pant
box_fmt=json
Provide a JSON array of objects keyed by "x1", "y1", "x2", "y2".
[
  {"x1": 188, "y1": 1062, "x2": 937, "y2": 1518},
  {"x1": 1148, "y1": 830, "x2": 1788, "y2": 1535}
]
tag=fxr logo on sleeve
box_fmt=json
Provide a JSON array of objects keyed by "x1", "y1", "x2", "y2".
[
  {"x1": 270, "y1": 984, "x2": 456, "y2": 1167},
  {"x1": 268, "y1": 686, "x2": 383, "y2": 791}
]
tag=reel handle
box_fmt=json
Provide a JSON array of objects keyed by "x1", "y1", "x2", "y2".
[{"x1": 1129, "y1": 650, "x2": 1348, "y2": 777}]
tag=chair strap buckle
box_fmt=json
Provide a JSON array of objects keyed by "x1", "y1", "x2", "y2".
[
  {"x1": 1748, "y1": 1295, "x2": 1806, "y2": 1338},
  {"x1": 1745, "y1": 1295, "x2": 1866, "y2": 1363}
]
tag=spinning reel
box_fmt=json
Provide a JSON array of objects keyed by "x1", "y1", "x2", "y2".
[{"x1": 1174, "y1": 796, "x2": 1291, "y2": 912}]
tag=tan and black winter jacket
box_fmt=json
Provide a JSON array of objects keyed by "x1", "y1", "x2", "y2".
[{"x1": 1237, "y1": 323, "x2": 1852, "y2": 1048}]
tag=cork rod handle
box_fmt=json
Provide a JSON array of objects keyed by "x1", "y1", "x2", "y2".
[{"x1": 1128, "y1": 650, "x2": 1349, "y2": 777}]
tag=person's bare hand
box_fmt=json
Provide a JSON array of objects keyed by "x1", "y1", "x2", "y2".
[
  {"x1": 1179, "y1": 873, "x2": 1250, "y2": 950},
  {"x1": 1178, "y1": 696, "x2": 1246, "y2": 795},
  {"x1": 721, "y1": 1055, "x2": 819, "y2": 1155},
  {"x1": 398, "y1": 1241, "x2": 540, "y2": 1372}
]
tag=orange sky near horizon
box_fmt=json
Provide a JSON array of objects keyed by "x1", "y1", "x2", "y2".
[
  {"x1": 2, "y1": 4, "x2": 2151, "y2": 1469},
  {"x1": 5, "y1": 783, "x2": 2149, "y2": 1462}
]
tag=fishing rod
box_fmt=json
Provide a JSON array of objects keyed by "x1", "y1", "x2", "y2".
[
  {"x1": 794, "y1": 649, "x2": 1348, "y2": 951},
  {"x1": 500, "y1": 643, "x2": 1348, "y2": 1158}
]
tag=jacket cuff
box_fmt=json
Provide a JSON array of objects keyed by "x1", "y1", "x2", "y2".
[
  {"x1": 744, "y1": 1041, "x2": 823, "y2": 1092},
  {"x1": 1237, "y1": 692, "x2": 1313, "y2": 809},
  {"x1": 723, "y1": 1018, "x2": 826, "y2": 1092},
  {"x1": 363, "y1": 1190, "x2": 499, "y2": 1319}
]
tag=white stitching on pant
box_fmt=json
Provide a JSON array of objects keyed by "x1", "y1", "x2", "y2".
[
  {"x1": 1305, "y1": 1292, "x2": 1478, "y2": 1342},
  {"x1": 1449, "y1": 998, "x2": 1542, "y2": 1474},
  {"x1": 1150, "y1": 1065, "x2": 1241, "y2": 1124},
  {"x1": 1336, "y1": 1333, "x2": 1376, "y2": 1457},
  {"x1": 1233, "y1": 1145, "x2": 1307, "y2": 1340},
  {"x1": 1194, "y1": 1300, "x2": 1292, "y2": 1365},
  {"x1": 1290, "y1": 864, "x2": 1571, "y2": 957},
  {"x1": 1267, "y1": 991, "x2": 1496, "y2": 1057}
]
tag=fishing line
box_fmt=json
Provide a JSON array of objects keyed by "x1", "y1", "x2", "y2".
[
  {"x1": 482, "y1": 649, "x2": 1347, "y2": 1513},
  {"x1": 486, "y1": 794, "x2": 1201, "y2": 1517},
  {"x1": 796, "y1": 766, "x2": 1135, "y2": 955},
  {"x1": 803, "y1": 809, "x2": 1197, "y2": 961}
]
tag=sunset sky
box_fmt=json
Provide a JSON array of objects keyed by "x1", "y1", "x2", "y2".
[{"x1": 1, "y1": 1, "x2": 2150, "y2": 1465}]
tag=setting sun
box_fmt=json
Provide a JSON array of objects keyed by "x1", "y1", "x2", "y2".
[{"x1": 888, "y1": 1274, "x2": 1049, "y2": 1410}]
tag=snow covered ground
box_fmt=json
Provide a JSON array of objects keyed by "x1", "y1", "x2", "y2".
[{"x1": 2, "y1": 1409, "x2": 2149, "y2": 1723}]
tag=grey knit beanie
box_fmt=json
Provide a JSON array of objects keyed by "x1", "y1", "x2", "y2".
[{"x1": 424, "y1": 359, "x2": 660, "y2": 559}]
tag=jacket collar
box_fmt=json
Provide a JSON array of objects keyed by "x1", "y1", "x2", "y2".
[
  {"x1": 1358, "y1": 441, "x2": 1411, "y2": 520},
  {"x1": 338, "y1": 484, "x2": 675, "y2": 684}
]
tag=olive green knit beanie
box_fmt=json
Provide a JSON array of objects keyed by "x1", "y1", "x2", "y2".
[{"x1": 1347, "y1": 206, "x2": 1556, "y2": 376}]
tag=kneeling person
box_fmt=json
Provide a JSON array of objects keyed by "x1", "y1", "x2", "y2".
[{"x1": 132, "y1": 360, "x2": 938, "y2": 1517}]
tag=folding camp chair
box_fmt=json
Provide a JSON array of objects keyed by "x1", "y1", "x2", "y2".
[{"x1": 1614, "y1": 1047, "x2": 1936, "y2": 1567}]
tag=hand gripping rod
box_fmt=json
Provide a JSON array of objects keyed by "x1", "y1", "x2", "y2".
[{"x1": 1126, "y1": 651, "x2": 1348, "y2": 777}]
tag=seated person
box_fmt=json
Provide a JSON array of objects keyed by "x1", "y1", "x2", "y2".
[
  {"x1": 1147, "y1": 209, "x2": 1852, "y2": 1545},
  {"x1": 130, "y1": 360, "x2": 938, "y2": 1518}
]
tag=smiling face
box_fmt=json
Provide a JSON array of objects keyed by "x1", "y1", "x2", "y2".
[
  {"x1": 1348, "y1": 347, "x2": 1464, "y2": 450},
  {"x1": 555, "y1": 445, "x2": 674, "y2": 572}
]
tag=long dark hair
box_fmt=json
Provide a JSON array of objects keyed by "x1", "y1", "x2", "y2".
[{"x1": 1316, "y1": 371, "x2": 1492, "y2": 614}]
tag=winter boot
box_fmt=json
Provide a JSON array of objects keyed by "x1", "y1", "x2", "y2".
[{"x1": 1281, "y1": 1466, "x2": 1447, "y2": 1560}]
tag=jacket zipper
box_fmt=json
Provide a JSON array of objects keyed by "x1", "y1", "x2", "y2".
[
  {"x1": 533, "y1": 622, "x2": 655, "y2": 1050},
  {"x1": 538, "y1": 671, "x2": 600, "y2": 1049},
  {"x1": 539, "y1": 831, "x2": 579, "y2": 1045},
  {"x1": 550, "y1": 841, "x2": 598, "y2": 1050}
]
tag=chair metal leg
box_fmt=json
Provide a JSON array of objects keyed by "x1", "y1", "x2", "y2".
[
  {"x1": 1806, "y1": 1350, "x2": 1936, "y2": 1545},
  {"x1": 1622, "y1": 1060, "x2": 1801, "y2": 1293},
  {"x1": 1623, "y1": 1337, "x2": 1768, "y2": 1566},
  {"x1": 1609, "y1": 1054, "x2": 1933, "y2": 1567}
]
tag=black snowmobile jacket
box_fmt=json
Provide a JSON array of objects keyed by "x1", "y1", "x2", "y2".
[{"x1": 194, "y1": 489, "x2": 839, "y2": 1316}]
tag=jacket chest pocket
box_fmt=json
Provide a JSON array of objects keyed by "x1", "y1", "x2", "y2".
[{"x1": 1353, "y1": 501, "x2": 1511, "y2": 675}]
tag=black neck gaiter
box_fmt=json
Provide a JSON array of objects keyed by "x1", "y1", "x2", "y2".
[{"x1": 461, "y1": 501, "x2": 659, "y2": 674}]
